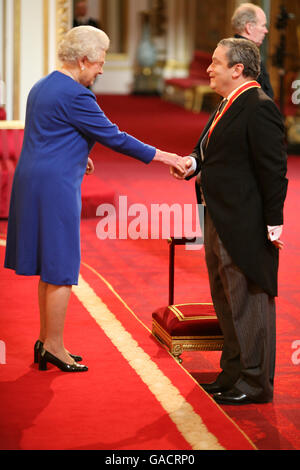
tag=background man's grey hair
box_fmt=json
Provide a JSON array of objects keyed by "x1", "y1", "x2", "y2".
[{"x1": 231, "y1": 3, "x2": 259, "y2": 34}]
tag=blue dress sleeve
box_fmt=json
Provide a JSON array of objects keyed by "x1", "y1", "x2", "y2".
[{"x1": 69, "y1": 89, "x2": 156, "y2": 164}]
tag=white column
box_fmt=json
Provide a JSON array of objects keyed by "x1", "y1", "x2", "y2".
[
  {"x1": 164, "y1": 0, "x2": 176, "y2": 75},
  {"x1": 0, "y1": 0, "x2": 3, "y2": 77},
  {"x1": 0, "y1": 0, "x2": 6, "y2": 108},
  {"x1": 164, "y1": 0, "x2": 196, "y2": 79},
  {"x1": 92, "y1": 0, "x2": 150, "y2": 95},
  {"x1": 48, "y1": 0, "x2": 57, "y2": 73},
  {"x1": 186, "y1": 0, "x2": 196, "y2": 61},
  {"x1": 19, "y1": 0, "x2": 44, "y2": 120},
  {"x1": 176, "y1": 0, "x2": 186, "y2": 65},
  {"x1": 4, "y1": 0, "x2": 14, "y2": 120},
  {"x1": 129, "y1": 0, "x2": 149, "y2": 63},
  {"x1": 108, "y1": 0, "x2": 121, "y2": 54}
]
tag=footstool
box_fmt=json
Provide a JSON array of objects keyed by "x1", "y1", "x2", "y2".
[{"x1": 152, "y1": 237, "x2": 223, "y2": 362}]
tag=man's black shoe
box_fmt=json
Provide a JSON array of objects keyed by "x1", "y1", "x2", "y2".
[
  {"x1": 213, "y1": 387, "x2": 257, "y2": 405},
  {"x1": 200, "y1": 381, "x2": 231, "y2": 394}
]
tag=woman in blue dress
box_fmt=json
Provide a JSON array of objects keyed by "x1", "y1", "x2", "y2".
[{"x1": 4, "y1": 26, "x2": 187, "y2": 372}]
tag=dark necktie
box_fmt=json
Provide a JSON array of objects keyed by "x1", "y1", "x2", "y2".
[
  {"x1": 200, "y1": 98, "x2": 228, "y2": 160},
  {"x1": 217, "y1": 98, "x2": 228, "y2": 114}
]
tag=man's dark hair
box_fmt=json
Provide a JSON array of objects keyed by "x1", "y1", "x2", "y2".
[{"x1": 218, "y1": 37, "x2": 261, "y2": 79}]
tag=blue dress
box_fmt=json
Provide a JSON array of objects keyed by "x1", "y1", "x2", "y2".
[{"x1": 4, "y1": 71, "x2": 156, "y2": 285}]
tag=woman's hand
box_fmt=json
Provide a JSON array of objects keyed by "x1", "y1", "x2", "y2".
[
  {"x1": 153, "y1": 150, "x2": 190, "y2": 176},
  {"x1": 170, "y1": 156, "x2": 193, "y2": 179},
  {"x1": 85, "y1": 158, "x2": 94, "y2": 175}
]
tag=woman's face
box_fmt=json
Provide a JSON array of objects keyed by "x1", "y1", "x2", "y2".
[{"x1": 79, "y1": 49, "x2": 106, "y2": 87}]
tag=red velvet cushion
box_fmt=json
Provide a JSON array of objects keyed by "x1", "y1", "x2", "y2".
[
  {"x1": 0, "y1": 107, "x2": 6, "y2": 120},
  {"x1": 152, "y1": 303, "x2": 223, "y2": 337},
  {"x1": 0, "y1": 128, "x2": 24, "y2": 217},
  {"x1": 0, "y1": 159, "x2": 15, "y2": 217},
  {"x1": 0, "y1": 129, "x2": 24, "y2": 161},
  {"x1": 194, "y1": 50, "x2": 212, "y2": 62},
  {"x1": 165, "y1": 49, "x2": 212, "y2": 88}
]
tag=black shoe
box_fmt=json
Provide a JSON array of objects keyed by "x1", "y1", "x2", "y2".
[
  {"x1": 34, "y1": 340, "x2": 82, "y2": 363},
  {"x1": 213, "y1": 387, "x2": 256, "y2": 405},
  {"x1": 200, "y1": 381, "x2": 231, "y2": 394},
  {"x1": 38, "y1": 348, "x2": 88, "y2": 372}
]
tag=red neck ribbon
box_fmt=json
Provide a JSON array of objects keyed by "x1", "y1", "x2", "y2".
[{"x1": 207, "y1": 80, "x2": 261, "y2": 141}]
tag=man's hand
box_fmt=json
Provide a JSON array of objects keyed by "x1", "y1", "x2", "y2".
[
  {"x1": 170, "y1": 156, "x2": 193, "y2": 179},
  {"x1": 86, "y1": 157, "x2": 94, "y2": 175},
  {"x1": 268, "y1": 225, "x2": 284, "y2": 250},
  {"x1": 153, "y1": 149, "x2": 188, "y2": 175},
  {"x1": 271, "y1": 239, "x2": 284, "y2": 250}
]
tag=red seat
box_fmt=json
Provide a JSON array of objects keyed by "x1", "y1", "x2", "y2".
[
  {"x1": 0, "y1": 122, "x2": 24, "y2": 218},
  {"x1": 152, "y1": 303, "x2": 223, "y2": 363},
  {"x1": 0, "y1": 107, "x2": 6, "y2": 120},
  {"x1": 165, "y1": 78, "x2": 209, "y2": 89},
  {"x1": 163, "y1": 50, "x2": 216, "y2": 112},
  {"x1": 152, "y1": 238, "x2": 223, "y2": 363}
]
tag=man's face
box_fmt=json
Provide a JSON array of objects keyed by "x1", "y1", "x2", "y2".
[
  {"x1": 75, "y1": 1, "x2": 87, "y2": 17},
  {"x1": 207, "y1": 45, "x2": 236, "y2": 97},
  {"x1": 247, "y1": 9, "x2": 268, "y2": 46}
]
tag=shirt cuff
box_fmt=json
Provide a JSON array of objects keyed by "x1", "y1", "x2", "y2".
[
  {"x1": 185, "y1": 156, "x2": 197, "y2": 176},
  {"x1": 267, "y1": 225, "x2": 283, "y2": 241}
]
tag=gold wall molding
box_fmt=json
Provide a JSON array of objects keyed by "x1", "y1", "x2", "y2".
[
  {"x1": 106, "y1": 53, "x2": 129, "y2": 62},
  {"x1": 101, "y1": 0, "x2": 129, "y2": 57},
  {"x1": 13, "y1": 0, "x2": 21, "y2": 120},
  {"x1": 43, "y1": 0, "x2": 49, "y2": 76},
  {"x1": 56, "y1": 0, "x2": 71, "y2": 67},
  {"x1": 2, "y1": 0, "x2": 6, "y2": 90}
]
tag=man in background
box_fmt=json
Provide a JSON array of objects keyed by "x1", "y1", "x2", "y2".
[
  {"x1": 232, "y1": 2, "x2": 274, "y2": 98},
  {"x1": 73, "y1": 0, "x2": 101, "y2": 29}
]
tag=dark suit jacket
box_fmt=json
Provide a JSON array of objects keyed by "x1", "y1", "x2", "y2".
[
  {"x1": 189, "y1": 87, "x2": 288, "y2": 296},
  {"x1": 73, "y1": 18, "x2": 101, "y2": 28}
]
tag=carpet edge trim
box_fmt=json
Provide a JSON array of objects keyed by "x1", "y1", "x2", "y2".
[
  {"x1": 81, "y1": 260, "x2": 257, "y2": 450},
  {"x1": 73, "y1": 274, "x2": 225, "y2": 451}
]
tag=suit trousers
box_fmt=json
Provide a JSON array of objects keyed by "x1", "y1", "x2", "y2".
[{"x1": 204, "y1": 209, "x2": 276, "y2": 402}]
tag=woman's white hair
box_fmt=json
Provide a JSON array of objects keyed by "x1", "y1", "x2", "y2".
[{"x1": 58, "y1": 26, "x2": 110, "y2": 63}]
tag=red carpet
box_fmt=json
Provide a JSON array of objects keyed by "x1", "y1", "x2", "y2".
[
  {"x1": 0, "y1": 242, "x2": 255, "y2": 450},
  {"x1": 85, "y1": 95, "x2": 300, "y2": 450},
  {"x1": 0, "y1": 95, "x2": 299, "y2": 451}
]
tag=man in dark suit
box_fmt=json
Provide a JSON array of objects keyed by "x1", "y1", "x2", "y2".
[
  {"x1": 171, "y1": 38, "x2": 288, "y2": 404},
  {"x1": 231, "y1": 2, "x2": 274, "y2": 98}
]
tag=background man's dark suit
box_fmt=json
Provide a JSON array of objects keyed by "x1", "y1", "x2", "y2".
[
  {"x1": 189, "y1": 87, "x2": 288, "y2": 401},
  {"x1": 234, "y1": 34, "x2": 274, "y2": 98}
]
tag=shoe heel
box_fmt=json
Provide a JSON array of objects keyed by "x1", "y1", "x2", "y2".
[
  {"x1": 38, "y1": 348, "x2": 88, "y2": 372},
  {"x1": 34, "y1": 349, "x2": 40, "y2": 364},
  {"x1": 34, "y1": 340, "x2": 43, "y2": 364},
  {"x1": 38, "y1": 352, "x2": 48, "y2": 371}
]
